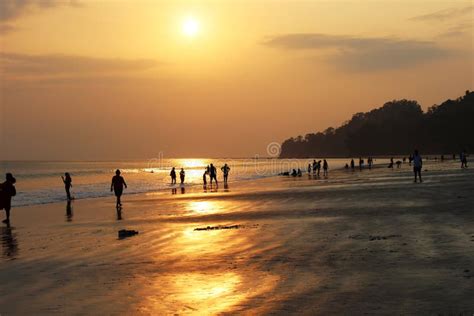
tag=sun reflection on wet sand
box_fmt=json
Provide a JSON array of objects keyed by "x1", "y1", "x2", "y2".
[{"x1": 186, "y1": 200, "x2": 226, "y2": 214}]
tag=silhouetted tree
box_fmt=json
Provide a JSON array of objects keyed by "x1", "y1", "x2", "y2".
[{"x1": 279, "y1": 91, "x2": 473, "y2": 158}]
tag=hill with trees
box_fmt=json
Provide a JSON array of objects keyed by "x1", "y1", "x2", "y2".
[{"x1": 279, "y1": 90, "x2": 474, "y2": 158}]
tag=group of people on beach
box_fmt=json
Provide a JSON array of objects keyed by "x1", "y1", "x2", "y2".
[
  {"x1": 307, "y1": 159, "x2": 329, "y2": 177},
  {"x1": 0, "y1": 149, "x2": 470, "y2": 224},
  {"x1": 345, "y1": 157, "x2": 374, "y2": 171},
  {"x1": 170, "y1": 163, "x2": 231, "y2": 186}
]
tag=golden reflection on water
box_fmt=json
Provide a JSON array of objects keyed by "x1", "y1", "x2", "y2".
[
  {"x1": 186, "y1": 200, "x2": 226, "y2": 214},
  {"x1": 137, "y1": 208, "x2": 280, "y2": 314}
]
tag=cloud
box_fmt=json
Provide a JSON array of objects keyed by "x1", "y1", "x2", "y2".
[
  {"x1": 437, "y1": 22, "x2": 473, "y2": 38},
  {"x1": 0, "y1": 53, "x2": 158, "y2": 78},
  {"x1": 263, "y1": 33, "x2": 453, "y2": 71},
  {"x1": 0, "y1": 24, "x2": 16, "y2": 34},
  {"x1": 0, "y1": 0, "x2": 81, "y2": 22},
  {"x1": 409, "y1": 5, "x2": 473, "y2": 22}
]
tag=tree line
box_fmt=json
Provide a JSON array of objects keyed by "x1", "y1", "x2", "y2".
[{"x1": 279, "y1": 90, "x2": 474, "y2": 158}]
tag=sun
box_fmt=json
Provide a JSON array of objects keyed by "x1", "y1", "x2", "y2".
[{"x1": 182, "y1": 18, "x2": 199, "y2": 37}]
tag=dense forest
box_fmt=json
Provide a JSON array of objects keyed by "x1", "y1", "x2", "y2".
[{"x1": 279, "y1": 91, "x2": 474, "y2": 158}]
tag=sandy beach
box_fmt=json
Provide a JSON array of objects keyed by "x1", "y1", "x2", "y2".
[{"x1": 1, "y1": 161, "x2": 473, "y2": 315}]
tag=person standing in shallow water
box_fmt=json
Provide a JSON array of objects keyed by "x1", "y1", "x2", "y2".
[
  {"x1": 413, "y1": 150, "x2": 423, "y2": 183},
  {"x1": 350, "y1": 159, "x2": 355, "y2": 171},
  {"x1": 111, "y1": 169, "x2": 127, "y2": 207},
  {"x1": 323, "y1": 159, "x2": 328, "y2": 177},
  {"x1": 180, "y1": 168, "x2": 185, "y2": 184},
  {"x1": 61, "y1": 173, "x2": 72, "y2": 200},
  {"x1": 0, "y1": 173, "x2": 17, "y2": 224},
  {"x1": 202, "y1": 168, "x2": 208, "y2": 185},
  {"x1": 170, "y1": 167, "x2": 177, "y2": 184},
  {"x1": 221, "y1": 163, "x2": 230, "y2": 184},
  {"x1": 209, "y1": 164, "x2": 218, "y2": 186}
]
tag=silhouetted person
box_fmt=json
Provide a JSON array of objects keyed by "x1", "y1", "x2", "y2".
[
  {"x1": 344, "y1": 163, "x2": 349, "y2": 169},
  {"x1": 359, "y1": 158, "x2": 364, "y2": 170},
  {"x1": 413, "y1": 150, "x2": 423, "y2": 183},
  {"x1": 408, "y1": 155, "x2": 413, "y2": 166},
  {"x1": 203, "y1": 168, "x2": 208, "y2": 185},
  {"x1": 180, "y1": 168, "x2": 185, "y2": 184},
  {"x1": 461, "y1": 150, "x2": 468, "y2": 169},
  {"x1": 66, "y1": 200, "x2": 73, "y2": 222},
  {"x1": 170, "y1": 167, "x2": 177, "y2": 184},
  {"x1": 209, "y1": 164, "x2": 218, "y2": 185},
  {"x1": 396, "y1": 160, "x2": 402, "y2": 168},
  {"x1": 291, "y1": 169, "x2": 297, "y2": 177},
  {"x1": 350, "y1": 159, "x2": 355, "y2": 171},
  {"x1": 323, "y1": 159, "x2": 328, "y2": 176},
  {"x1": 441, "y1": 155, "x2": 444, "y2": 162},
  {"x1": 452, "y1": 153, "x2": 456, "y2": 160},
  {"x1": 316, "y1": 160, "x2": 321, "y2": 177},
  {"x1": 307, "y1": 163, "x2": 311, "y2": 175},
  {"x1": 111, "y1": 169, "x2": 127, "y2": 208},
  {"x1": 368, "y1": 157, "x2": 373, "y2": 169},
  {"x1": 388, "y1": 157, "x2": 394, "y2": 169},
  {"x1": 0, "y1": 173, "x2": 17, "y2": 224},
  {"x1": 221, "y1": 164, "x2": 230, "y2": 183},
  {"x1": 297, "y1": 168, "x2": 302, "y2": 177},
  {"x1": 312, "y1": 160, "x2": 317, "y2": 174},
  {"x1": 61, "y1": 172, "x2": 72, "y2": 200}
]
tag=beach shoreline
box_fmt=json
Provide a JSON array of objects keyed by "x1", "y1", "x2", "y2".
[{"x1": 1, "y1": 161, "x2": 473, "y2": 315}]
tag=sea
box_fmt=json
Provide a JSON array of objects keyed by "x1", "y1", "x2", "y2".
[{"x1": 0, "y1": 158, "x2": 360, "y2": 207}]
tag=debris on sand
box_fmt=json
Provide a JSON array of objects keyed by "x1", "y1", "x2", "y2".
[
  {"x1": 349, "y1": 234, "x2": 402, "y2": 241},
  {"x1": 118, "y1": 229, "x2": 139, "y2": 239},
  {"x1": 194, "y1": 225, "x2": 241, "y2": 231}
]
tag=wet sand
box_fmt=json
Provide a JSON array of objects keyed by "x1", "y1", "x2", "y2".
[{"x1": 1, "y1": 162, "x2": 473, "y2": 315}]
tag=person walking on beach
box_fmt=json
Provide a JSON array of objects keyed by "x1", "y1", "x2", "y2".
[
  {"x1": 350, "y1": 159, "x2": 355, "y2": 171},
  {"x1": 61, "y1": 172, "x2": 73, "y2": 200},
  {"x1": 0, "y1": 173, "x2": 17, "y2": 224},
  {"x1": 359, "y1": 158, "x2": 364, "y2": 171},
  {"x1": 179, "y1": 168, "x2": 185, "y2": 184},
  {"x1": 209, "y1": 164, "x2": 218, "y2": 186},
  {"x1": 323, "y1": 159, "x2": 328, "y2": 177},
  {"x1": 221, "y1": 164, "x2": 230, "y2": 184},
  {"x1": 413, "y1": 150, "x2": 423, "y2": 183},
  {"x1": 170, "y1": 167, "x2": 177, "y2": 184},
  {"x1": 111, "y1": 169, "x2": 127, "y2": 207}
]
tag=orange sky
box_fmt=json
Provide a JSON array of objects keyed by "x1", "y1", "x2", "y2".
[{"x1": 0, "y1": 0, "x2": 472, "y2": 160}]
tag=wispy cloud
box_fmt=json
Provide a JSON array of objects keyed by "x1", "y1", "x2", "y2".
[
  {"x1": 263, "y1": 33, "x2": 452, "y2": 72},
  {"x1": 0, "y1": 0, "x2": 81, "y2": 35},
  {"x1": 0, "y1": 24, "x2": 16, "y2": 34},
  {"x1": 0, "y1": 0, "x2": 81, "y2": 22},
  {"x1": 0, "y1": 53, "x2": 158, "y2": 78},
  {"x1": 409, "y1": 5, "x2": 473, "y2": 22}
]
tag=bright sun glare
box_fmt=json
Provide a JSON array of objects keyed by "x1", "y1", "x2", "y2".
[{"x1": 182, "y1": 18, "x2": 199, "y2": 37}]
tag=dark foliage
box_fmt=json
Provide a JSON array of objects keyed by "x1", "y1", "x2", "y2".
[{"x1": 280, "y1": 91, "x2": 474, "y2": 158}]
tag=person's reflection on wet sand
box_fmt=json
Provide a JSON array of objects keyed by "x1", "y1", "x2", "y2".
[
  {"x1": 171, "y1": 187, "x2": 177, "y2": 195},
  {"x1": 224, "y1": 183, "x2": 230, "y2": 192},
  {"x1": 116, "y1": 205, "x2": 123, "y2": 220},
  {"x1": 181, "y1": 186, "x2": 186, "y2": 194},
  {"x1": 66, "y1": 200, "x2": 73, "y2": 222},
  {"x1": 1, "y1": 222, "x2": 18, "y2": 259}
]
